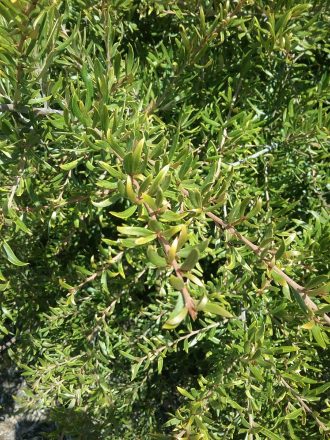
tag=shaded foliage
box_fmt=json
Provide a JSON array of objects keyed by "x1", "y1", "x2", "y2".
[{"x1": 0, "y1": 0, "x2": 329, "y2": 439}]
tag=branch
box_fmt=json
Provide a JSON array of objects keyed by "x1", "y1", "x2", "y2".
[
  {"x1": 206, "y1": 211, "x2": 330, "y2": 326},
  {"x1": 227, "y1": 143, "x2": 279, "y2": 166},
  {"x1": 69, "y1": 252, "x2": 124, "y2": 295},
  {"x1": 280, "y1": 377, "x2": 329, "y2": 433},
  {"x1": 132, "y1": 178, "x2": 197, "y2": 319},
  {"x1": 0, "y1": 103, "x2": 63, "y2": 116},
  {"x1": 139, "y1": 322, "x2": 220, "y2": 363}
]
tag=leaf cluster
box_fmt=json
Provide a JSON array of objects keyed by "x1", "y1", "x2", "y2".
[{"x1": 0, "y1": 0, "x2": 329, "y2": 438}]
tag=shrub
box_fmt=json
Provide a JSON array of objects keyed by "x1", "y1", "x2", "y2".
[{"x1": 0, "y1": 0, "x2": 329, "y2": 438}]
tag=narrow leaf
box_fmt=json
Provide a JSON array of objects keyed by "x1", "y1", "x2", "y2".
[
  {"x1": 169, "y1": 275, "x2": 185, "y2": 291},
  {"x1": 202, "y1": 302, "x2": 233, "y2": 318},
  {"x1": 110, "y1": 206, "x2": 137, "y2": 219},
  {"x1": 181, "y1": 248, "x2": 200, "y2": 271},
  {"x1": 3, "y1": 242, "x2": 28, "y2": 266},
  {"x1": 163, "y1": 307, "x2": 188, "y2": 330}
]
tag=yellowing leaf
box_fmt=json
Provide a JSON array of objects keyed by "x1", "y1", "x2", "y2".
[
  {"x1": 301, "y1": 320, "x2": 315, "y2": 330},
  {"x1": 163, "y1": 307, "x2": 188, "y2": 330},
  {"x1": 134, "y1": 234, "x2": 157, "y2": 245},
  {"x1": 270, "y1": 269, "x2": 287, "y2": 287}
]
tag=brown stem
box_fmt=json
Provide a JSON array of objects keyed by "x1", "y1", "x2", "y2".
[
  {"x1": 133, "y1": 179, "x2": 197, "y2": 319},
  {"x1": 206, "y1": 211, "x2": 330, "y2": 326},
  {"x1": 160, "y1": 238, "x2": 197, "y2": 320}
]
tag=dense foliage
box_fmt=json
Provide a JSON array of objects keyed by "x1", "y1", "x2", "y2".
[{"x1": 0, "y1": 0, "x2": 329, "y2": 438}]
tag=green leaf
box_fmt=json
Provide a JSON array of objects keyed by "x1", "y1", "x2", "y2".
[
  {"x1": 160, "y1": 211, "x2": 188, "y2": 222},
  {"x1": 306, "y1": 282, "x2": 330, "y2": 296},
  {"x1": 163, "y1": 306, "x2": 188, "y2": 330},
  {"x1": 291, "y1": 288, "x2": 309, "y2": 314},
  {"x1": 28, "y1": 95, "x2": 52, "y2": 105},
  {"x1": 177, "y1": 386, "x2": 195, "y2": 400},
  {"x1": 311, "y1": 326, "x2": 327, "y2": 349},
  {"x1": 157, "y1": 356, "x2": 164, "y2": 375},
  {"x1": 91, "y1": 199, "x2": 113, "y2": 208},
  {"x1": 285, "y1": 408, "x2": 303, "y2": 420},
  {"x1": 131, "y1": 138, "x2": 144, "y2": 174},
  {"x1": 60, "y1": 159, "x2": 81, "y2": 170},
  {"x1": 270, "y1": 269, "x2": 287, "y2": 287},
  {"x1": 272, "y1": 346, "x2": 299, "y2": 353},
  {"x1": 148, "y1": 165, "x2": 170, "y2": 196},
  {"x1": 3, "y1": 242, "x2": 28, "y2": 266},
  {"x1": 202, "y1": 302, "x2": 233, "y2": 318},
  {"x1": 117, "y1": 226, "x2": 154, "y2": 237},
  {"x1": 260, "y1": 428, "x2": 282, "y2": 440},
  {"x1": 275, "y1": 240, "x2": 286, "y2": 259},
  {"x1": 181, "y1": 248, "x2": 200, "y2": 271},
  {"x1": 315, "y1": 304, "x2": 330, "y2": 314},
  {"x1": 96, "y1": 180, "x2": 117, "y2": 189},
  {"x1": 0, "y1": 282, "x2": 9, "y2": 292},
  {"x1": 98, "y1": 161, "x2": 123, "y2": 178},
  {"x1": 185, "y1": 272, "x2": 204, "y2": 287},
  {"x1": 123, "y1": 152, "x2": 134, "y2": 174},
  {"x1": 126, "y1": 175, "x2": 138, "y2": 203},
  {"x1": 131, "y1": 360, "x2": 143, "y2": 381},
  {"x1": 163, "y1": 226, "x2": 183, "y2": 241},
  {"x1": 250, "y1": 365, "x2": 264, "y2": 382},
  {"x1": 110, "y1": 206, "x2": 137, "y2": 219},
  {"x1": 134, "y1": 234, "x2": 157, "y2": 245},
  {"x1": 147, "y1": 247, "x2": 167, "y2": 268},
  {"x1": 169, "y1": 275, "x2": 185, "y2": 291}
]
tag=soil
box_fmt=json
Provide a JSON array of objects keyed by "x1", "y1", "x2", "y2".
[{"x1": 0, "y1": 354, "x2": 54, "y2": 440}]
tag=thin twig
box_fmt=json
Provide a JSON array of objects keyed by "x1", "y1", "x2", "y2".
[
  {"x1": 69, "y1": 252, "x2": 124, "y2": 295},
  {"x1": 0, "y1": 103, "x2": 63, "y2": 116},
  {"x1": 8, "y1": 158, "x2": 25, "y2": 209},
  {"x1": 227, "y1": 143, "x2": 278, "y2": 166},
  {"x1": 206, "y1": 211, "x2": 330, "y2": 325}
]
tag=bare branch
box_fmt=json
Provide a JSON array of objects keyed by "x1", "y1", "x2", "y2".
[
  {"x1": 227, "y1": 143, "x2": 278, "y2": 167},
  {"x1": 0, "y1": 103, "x2": 63, "y2": 116}
]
